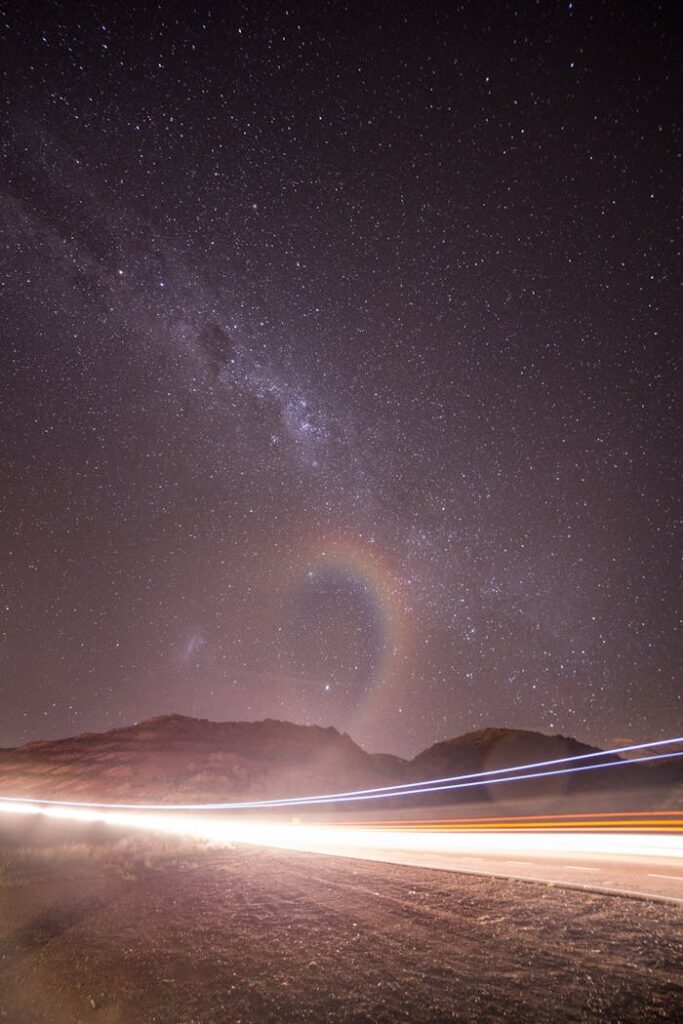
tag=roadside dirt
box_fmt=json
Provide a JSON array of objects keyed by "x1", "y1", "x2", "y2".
[{"x1": 0, "y1": 816, "x2": 681, "y2": 1023}]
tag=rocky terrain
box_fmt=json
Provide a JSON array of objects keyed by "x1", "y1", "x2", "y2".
[
  {"x1": 0, "y1": 715, "x2": 680, "y2": 809},
  {"x1": 0, "y1": 814, "x2": 681, "y2": 1024},
  {"x1": 1, "y1": 723, "x2": 682, "y2": 1022},
  {"x1": 0, "y1": 715, "x2": 399, "y2": 803}
]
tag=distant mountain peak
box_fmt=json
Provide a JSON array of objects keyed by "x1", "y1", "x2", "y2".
[
  {"x1": 411, "y1": 726, "x2": 602, "y2": 778},
  {"x1": 1, "y1": 715, "x2": 677, "y2": 809}
]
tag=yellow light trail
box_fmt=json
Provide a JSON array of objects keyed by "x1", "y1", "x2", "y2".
[{"x1": 329, "y1": 812, "x2": 683, "y2": 833}]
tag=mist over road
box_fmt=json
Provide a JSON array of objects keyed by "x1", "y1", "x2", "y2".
[{"x1": 2, "y1": 800, "x2": 682, "y2": 903}]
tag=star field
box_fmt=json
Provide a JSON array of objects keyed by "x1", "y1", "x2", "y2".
[{"x1": 0, "y1": 1, "x2": 679, "y2": 755}]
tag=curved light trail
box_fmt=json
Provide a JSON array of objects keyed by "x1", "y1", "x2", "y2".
[
  {"x1": 1, "y1": 752, "x2": 682, "y2": 903},
  {"x1": 1, "y1": 800, "x2": 682, "y2": 902},
  {"x1": 0, "y1": 736, "x2": 681, "y2": 811}
]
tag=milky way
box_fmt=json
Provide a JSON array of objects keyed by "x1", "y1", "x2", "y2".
[{"x1": 0, "y1": 2, "x2": 679, "y2": 754}]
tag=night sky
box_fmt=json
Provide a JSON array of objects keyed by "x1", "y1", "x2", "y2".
[{"x1": 0, "y1": 2, "x2": 680, "y2": 755}]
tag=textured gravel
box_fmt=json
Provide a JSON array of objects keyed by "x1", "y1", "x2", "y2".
[{"x1": 0, "y1": 816, "x2": 682, "y2": 1023}]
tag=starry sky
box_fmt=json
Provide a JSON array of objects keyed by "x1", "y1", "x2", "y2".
[{"x1": 0, "y1": 1, "x2": 680, "y2": 755}]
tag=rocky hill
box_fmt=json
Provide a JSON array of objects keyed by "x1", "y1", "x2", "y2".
[
  {"x1": 409, "y1": 727, "x2": 683, "y2": 810},
  {"x1": 0, "y1": 715, "x2": 396, "y2": 803},
  {"x1": 0, "y1": 715, "x2": 679, "y2": 809},
  {"x1": 412, "y1": 727, "x2": 598, "y2": 777}
]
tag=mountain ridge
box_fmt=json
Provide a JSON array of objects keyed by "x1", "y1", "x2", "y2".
[{"x1": 0, "y1": 714, "x2": 680, "y2": 809}]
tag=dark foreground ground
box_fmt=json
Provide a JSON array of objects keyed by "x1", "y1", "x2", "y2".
[{"x1": 0, "y1": 817, "x2": 681, "y2": 1023}]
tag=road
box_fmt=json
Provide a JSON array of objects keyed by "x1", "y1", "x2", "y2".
[
  {"x1": 1, "y1": 799, "x2": 682, "y2": 904},
  {"x1": 302, "y1": 827, "x2": 683, "y2": 904},
  {"x1": 253, "y1": 810, "x2": 683, "y2": 905},
  {"x1": 2, "y1": 813, "x2": 681, "y2": 1024}
]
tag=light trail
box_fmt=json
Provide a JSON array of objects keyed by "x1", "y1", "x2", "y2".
[
  {"x1": 334, "y1": 812, "x2": 683, "y2": 833},
  {"x1": 0, "y1": 735, "x2": 681, "y2": 811},
  {"x1": 336, "y1": 809, "x2": 683, "y2": 825},
  {"x1": 2, "y1": 800, "x2": 682, "y2": 904},
  {"x1": 1, "y1": 800, "x2": 682, "y2": 865}
]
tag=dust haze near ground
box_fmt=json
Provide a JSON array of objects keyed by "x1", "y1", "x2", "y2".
[
  {"x1": 1, "y1": 816, "x2": 681, "y2": 1023},
  {"x1": 1, "y1": 715, "x2": 681, "y2": 812}
]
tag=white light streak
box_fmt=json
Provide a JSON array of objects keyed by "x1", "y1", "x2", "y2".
[
  {"x1": 0, "y1": 800, "x2": 681, "y2": 866},
  {"x1": 0, "y1": 739, "x2": 680, "y2": 811}
]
